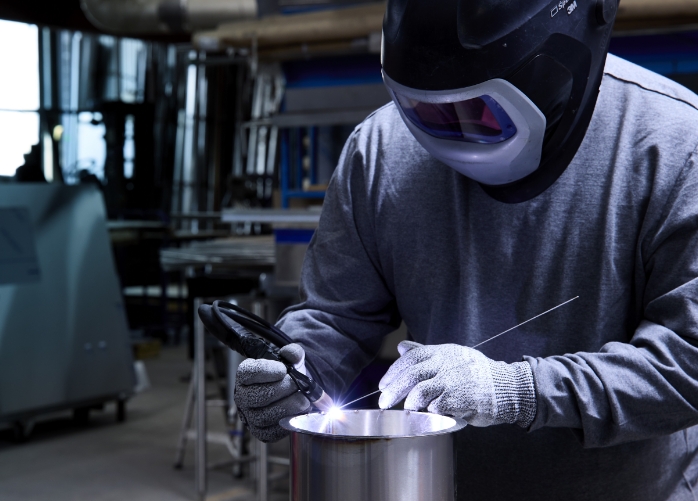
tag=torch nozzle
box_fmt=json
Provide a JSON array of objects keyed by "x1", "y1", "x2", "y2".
[{"x1": 312, "y1": 391, "x2": 335, "y2": 412}]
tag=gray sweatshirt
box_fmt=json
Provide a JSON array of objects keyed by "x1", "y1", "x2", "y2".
[{"x1": 277, "y1": 54, "x2": 698, "y2": 500}]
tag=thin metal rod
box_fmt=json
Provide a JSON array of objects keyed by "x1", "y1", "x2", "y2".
[
  {"x1": 173, "y1": 367, "x2": 196, "y2": 468},
  {"x1": 470, "y1": 296, "x2": 579, "y2": 349},
  {"x1": 338, "y1": 390, "x2": 381, "y2": 410},
  {"x1": 342, "y1": 296, "x2": 580, "y2": 409},
  {"x1": 258, "y1": 440, "x2": 268, "y2": 501},
  {"x1": 194, "y1": 298, "x2": 207, "y2": 501}
]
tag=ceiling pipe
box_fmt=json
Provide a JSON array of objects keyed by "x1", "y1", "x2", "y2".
[
  {"x1": 194, "y1": 2, "x2": 386, "y2": 50},
  {"x1": 81, "y1": 0, "x2": 698, "y2": 40},
  {"x1": 80, "y1": 0, "x2": 258, "y2": 35},
  {"x1": 618, "y1": 0, "x2": 698, "y2": 18}
]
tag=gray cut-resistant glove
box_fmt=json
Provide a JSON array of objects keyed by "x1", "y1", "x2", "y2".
[
  {"x1": 234, "y1": 344, "x2": 311, "y2": 443},
  {"x1": 379, "y1": 341, "x2": 536, "y2": 427}
]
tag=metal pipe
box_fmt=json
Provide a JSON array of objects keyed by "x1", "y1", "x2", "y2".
[
  {"x1": 80, "y1": 0, "x2": 257, "y2": 35},
  {"x1": 258, "y1": 440, "x2": 268, "y2": 501},
  {"x1": 194, "y1": 3, "x2": 386, "y2": 49},
  {"x1": 173, "y1": 370, "x2": 196, "y2": 468},
  {"x1": 82, "y1": 0, "x2": 698, "y2": 39},
  {"x1": 618, "y1": 0, "x2": 698, "y2": 18},
  {"x1": 194, "y1": 298, "x2": 207, "y2": 501},
  {"x1": 187, "y1": 1, "x2": 698, "y2": 52}
]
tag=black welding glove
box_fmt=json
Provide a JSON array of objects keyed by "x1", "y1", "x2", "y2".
[{"x1": 234, "y1": 344, "x2": 311, "y2": 443}]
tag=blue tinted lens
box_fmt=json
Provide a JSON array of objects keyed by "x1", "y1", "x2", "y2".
[{"x1": 395, "y1": 94, "x2": 517, "y2": 144}]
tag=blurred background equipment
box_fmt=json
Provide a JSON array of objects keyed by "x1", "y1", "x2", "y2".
[
  {"x1": 0, "y1": 0, "x2": 697, "y2": 500},
  {"x1": 0, "y1": 185, "x2": 135, "y2": 438}
]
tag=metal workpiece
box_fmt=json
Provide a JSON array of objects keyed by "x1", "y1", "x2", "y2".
[{"x1": 281, "y1": 410, "x2": 466, "y2": 501}]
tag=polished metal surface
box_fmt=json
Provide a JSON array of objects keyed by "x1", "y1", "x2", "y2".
[{"x1": 281, "y1": 410, "x2": 466, "y2": 501}]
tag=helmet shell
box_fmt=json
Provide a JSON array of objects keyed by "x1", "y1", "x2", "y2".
[{"x1": 382, "y1": 0, "x2": 619, "y2": 202}]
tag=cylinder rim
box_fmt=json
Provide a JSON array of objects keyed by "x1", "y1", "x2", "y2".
[{"x1": 279, "y1": 409, "x2": 468, "y2": 440}]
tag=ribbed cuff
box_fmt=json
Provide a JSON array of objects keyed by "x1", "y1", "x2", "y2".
[{"x1": 488, "y1": 360, "x2": 537, "y2": 428}]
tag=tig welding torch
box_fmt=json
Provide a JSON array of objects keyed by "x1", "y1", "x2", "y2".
[{"x1": 197, "y1": 300, "x2": 334, "y2": 412}]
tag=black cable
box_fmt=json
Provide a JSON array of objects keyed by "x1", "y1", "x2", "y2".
[
  {"x1": 212, "y1": 301, "x2": 292, "y2": 349},
  {"x1": 207, "y1": 300, "x2": 325, "y2": 392}
]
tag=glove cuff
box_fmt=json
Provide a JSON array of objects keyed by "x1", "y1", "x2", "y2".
[{"x1": 488, "y1": 360, "x2": 537, "y2": 428}]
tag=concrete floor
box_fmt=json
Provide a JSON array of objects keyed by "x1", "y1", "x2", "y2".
[{"x1": 0, "y1": 346, "x2": 289, "y2": 501}]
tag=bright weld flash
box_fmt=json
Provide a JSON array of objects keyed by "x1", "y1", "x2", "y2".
[
  {"x1": 326, "y1": 406, "x2": 344, "y2": 420},
  {"x1": 320, "y1": 406, "x2": 346, "y2": 434}
]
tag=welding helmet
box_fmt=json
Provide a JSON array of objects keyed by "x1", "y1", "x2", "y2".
[{"x1": 382, "y1": 0, "x2": 619, "y2": 203}]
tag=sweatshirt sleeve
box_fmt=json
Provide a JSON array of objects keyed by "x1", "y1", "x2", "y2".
[
  {"x1": 526, "y1": 149, "x2": 698, "y2": 448},
  {"x1": 276, "y1": 131, "x2": 402, "y2": 398}
]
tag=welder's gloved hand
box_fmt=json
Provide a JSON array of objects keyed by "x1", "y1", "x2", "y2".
[
  {"x1": 234, "y1": 343, "x2": 311, "y2": 443},
  {"x1": 378, "y1": 341, "x2": 536, "y2": 428}
]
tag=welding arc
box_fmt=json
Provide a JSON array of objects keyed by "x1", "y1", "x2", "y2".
[{"x1": 339, "y1": 296, "x2": 580, "y2": 410}]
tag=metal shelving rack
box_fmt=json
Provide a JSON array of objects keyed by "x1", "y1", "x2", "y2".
[{"x1": 248, "y1": 54, "x2": 390, "y2": 208}]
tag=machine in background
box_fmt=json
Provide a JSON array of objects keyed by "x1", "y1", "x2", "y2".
[{"x1": 0, "y1": 184, "x2": 135, "y2": 439}]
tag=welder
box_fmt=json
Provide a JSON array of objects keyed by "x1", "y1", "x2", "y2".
[{"x1": 234, "y1": 0, "x2": 698, "y2": 498}]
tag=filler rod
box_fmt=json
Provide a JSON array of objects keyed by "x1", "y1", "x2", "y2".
[
  {"x1": 337, "y1": 390, "x2": 382, "y2": 410},
  {"x1": 338, "y1": 296, "x2": 580, "y2": 410},
  {"x1": 470, "y1": 296, "x2": 579, "y2": 349}
]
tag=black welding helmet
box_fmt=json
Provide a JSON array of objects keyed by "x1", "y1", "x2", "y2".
[{"x1": 382, "y1": 0, "x2": 619, "y2": 203}]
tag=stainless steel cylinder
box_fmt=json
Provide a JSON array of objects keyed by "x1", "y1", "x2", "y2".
[{"x1": 280, "y1": 409, "x2": 467, "y2": 501}]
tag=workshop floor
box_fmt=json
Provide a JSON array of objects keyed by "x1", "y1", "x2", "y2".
[{"x1": 0, "y1": 346, "x2": 289, "y2": 501}]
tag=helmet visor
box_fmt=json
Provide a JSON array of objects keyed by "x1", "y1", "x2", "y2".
[{"x1": 393, "y1": 93, "x2": 517, "y2": 144}]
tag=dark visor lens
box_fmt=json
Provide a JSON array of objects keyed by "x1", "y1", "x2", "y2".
[{"x1": 395, "y1": 93, "x2": 517, "y2": 144}]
